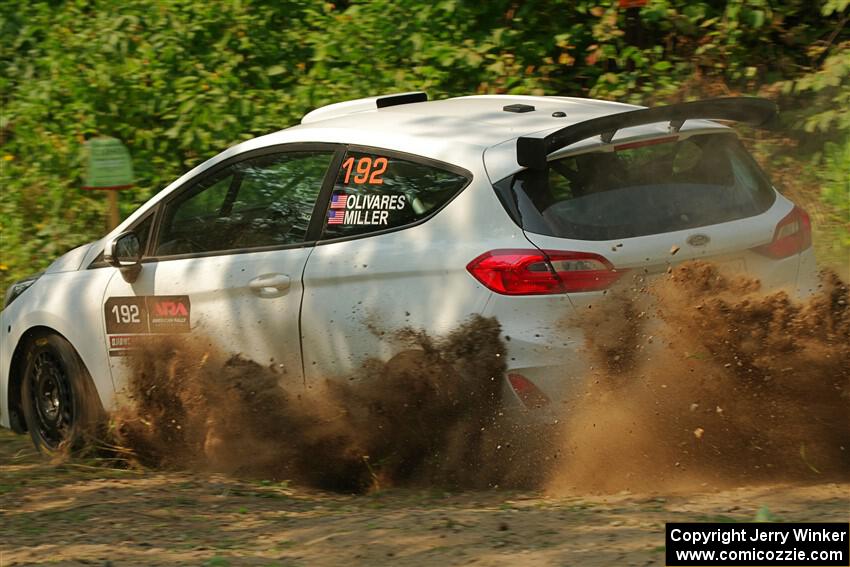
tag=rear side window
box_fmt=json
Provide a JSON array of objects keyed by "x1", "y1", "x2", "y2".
[
  {"x1": 494, "y1": 133, "x2": 776, "y2": 241},
  {"x1": 320, "y1": 150, "x2": 469, "y2": 240}
]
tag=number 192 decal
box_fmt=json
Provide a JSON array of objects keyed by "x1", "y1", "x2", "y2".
[
  {"x1": 341, "y1": 156, "x2": 388, "y2": 185},
  {"x1": 111, "y1": 303, "x2": 141, "y2": 325}
]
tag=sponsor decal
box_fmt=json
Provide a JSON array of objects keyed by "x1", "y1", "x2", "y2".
[
  {"x1": 105, "y1": 295, "x2": 191, "y2": 355},
  {"x1": 147, "y1": 295, "x2": 191, "y2": 333},
  {"x1": 108, "y1": 334, "x2": 141, "y2": 357}
]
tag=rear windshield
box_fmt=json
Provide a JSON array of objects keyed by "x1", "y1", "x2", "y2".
[{"x1": 494, "y1": 133, "x2": 776, "y2": 241}]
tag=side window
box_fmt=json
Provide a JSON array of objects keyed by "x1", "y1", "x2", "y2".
[
  {"x1": 321, "y1": 151, "x2": 469, "y2": 240},
  {"x1": 155, "y1": 151, "x2": 333, "y2": 256},
  {"x1": 172, "y1": 174, "x2": 234, "y2": 224}
]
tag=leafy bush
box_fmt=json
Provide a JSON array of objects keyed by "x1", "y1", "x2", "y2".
[{"x1": 777, "y1": 33, "x2": 850, "y2": 271}]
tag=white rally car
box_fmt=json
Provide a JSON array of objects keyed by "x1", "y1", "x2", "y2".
[{"x1": 0, "y1": 93, "x2": 817, "y2": 451}]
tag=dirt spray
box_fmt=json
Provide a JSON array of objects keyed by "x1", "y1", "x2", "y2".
[{"x1": 110, "y1": 263, "x2": 849, "y2": 493}]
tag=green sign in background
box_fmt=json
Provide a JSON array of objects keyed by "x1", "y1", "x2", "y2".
[{"x1": 83, "y1": 137, "x2": 134, "y2": 189}]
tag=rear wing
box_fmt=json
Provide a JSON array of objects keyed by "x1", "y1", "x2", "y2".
[{"x1": 516, "y1": 97, "x2": 777, "y2": 170}]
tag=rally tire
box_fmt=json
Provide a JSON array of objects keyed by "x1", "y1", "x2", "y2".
[{"x1": 20, "y1": 333, "x2": 103, "y2": 454}]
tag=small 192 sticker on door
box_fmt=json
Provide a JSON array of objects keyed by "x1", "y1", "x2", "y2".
[{"x1": 104, "y1": 297, "x2": 149, "y2": 334}]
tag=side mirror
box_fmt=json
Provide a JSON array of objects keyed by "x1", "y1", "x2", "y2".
[{"x1": 104, "y1": 231, "x2": 142, "y2": 283}]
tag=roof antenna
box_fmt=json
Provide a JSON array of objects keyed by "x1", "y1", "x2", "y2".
[{"x1": 669, "y1": 118, "x2": 686, "y2": 134}]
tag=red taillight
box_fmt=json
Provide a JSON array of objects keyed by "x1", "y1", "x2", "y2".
[
  {"x1": 546, "y1": 251, "x2": 624, "y2": 292},
  {"x1": 466, "y1": 249, "x2": 623, "y2": 295},
  {"x1": 753, "y1": 206, "x2": 812, "y2": 259},
  {"x1": 507, "y1": 373, "x2": 550, "y2": 408}
]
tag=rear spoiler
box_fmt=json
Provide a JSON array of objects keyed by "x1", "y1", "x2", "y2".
[{"x1": 516, "y1": 97, "x2": 777, "y2": 170}]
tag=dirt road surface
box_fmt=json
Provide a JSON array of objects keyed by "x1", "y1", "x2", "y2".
[{"x1": 2, "y1": 430, "x2": 848, "y2": 567}]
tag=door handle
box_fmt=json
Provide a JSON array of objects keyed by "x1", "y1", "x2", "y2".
[{"x1": 248, "y1": 273, "x2": 291, "y2": 297}]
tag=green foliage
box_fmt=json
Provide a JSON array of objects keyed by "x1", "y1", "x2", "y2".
[
  {"x1": 778, "y1": 40, "x2": 850, "y2": 268},
  {"x1": 782, "y1": 44, "x2": 850, "y2": 134},
  {"x1": 1, "y1": 0, "x2": 315, "y2": 289},
  {"x1": 1, "y1": 0, "x2": 848, "y2": 293},
  {"x1": 816, "y1": 138, "x2": 850, "y2": 259}
]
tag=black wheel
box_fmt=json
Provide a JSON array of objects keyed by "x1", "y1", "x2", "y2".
[{"x1": 20, "y1": 333, "x2": 102, "y2": 454}]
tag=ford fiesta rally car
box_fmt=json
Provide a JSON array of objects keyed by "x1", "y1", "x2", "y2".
[{"x1": 0, "y1": 93, "x2": 817, "y2": 452}]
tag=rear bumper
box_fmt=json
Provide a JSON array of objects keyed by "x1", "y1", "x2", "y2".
[
  {"x1": 794, "y1": 246, "x2": 819, "y2": 297},
  {"x1": 483, "y1": 292, "x2": 592, "y2": 421},
  {"x1": 489, "y1": 248, "x2": 818, "y2": 418}
]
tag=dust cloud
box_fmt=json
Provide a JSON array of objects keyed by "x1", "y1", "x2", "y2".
[
  {"x1": 550, "y1": 262, "x2": 849, "y2": 493},
  {"x1": 109, "y1": 262, "x2": 849, "y2": 494}
]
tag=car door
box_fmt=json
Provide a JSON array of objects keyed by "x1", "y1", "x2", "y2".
[
  {"x1": 300, "y1": 147, "x2": 483, "y2": 387},
  {"x1": 102, "y1": 144, "x2": 339, "y2": 389}
]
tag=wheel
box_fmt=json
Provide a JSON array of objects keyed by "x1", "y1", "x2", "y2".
[{"x1": 20, "y1": 333, "x2": 103, "y2": 454}]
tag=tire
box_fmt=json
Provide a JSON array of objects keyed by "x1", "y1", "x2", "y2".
[{"x1": 20, "y1": 333, "x2": 103, "y2": 454}]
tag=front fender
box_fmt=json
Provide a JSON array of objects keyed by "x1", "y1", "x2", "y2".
[{"x1": 1, "y1": 268, "x2": 117, "y2": 428}]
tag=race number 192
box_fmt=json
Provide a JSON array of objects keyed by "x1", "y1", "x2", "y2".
[
  {"x1": 111, "y1": 303, "x2": 140, "y2": 324},
  {"x1": 104, "y1": 297, "x2": 148, "y2": 334},
  {"x1": 341, "y1": 156, "x2": 388, "y2": 185}
]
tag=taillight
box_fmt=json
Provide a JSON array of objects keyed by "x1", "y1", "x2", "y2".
[
  {"x1": 466, "y1": 249, "x2": 623, "y2": 295},
  {"x1": 508, "y1": 373, "x2": 550, "y2": 408},
  {"x1": 753, "y1": 206, "x2": 812, "y2": 259},
  {"x1": 546, "y1": 251, "x2": 624, "y2": 292}
]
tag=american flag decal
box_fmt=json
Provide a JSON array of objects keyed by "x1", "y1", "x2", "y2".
[
  {"x1": 330, "y1": 193, "x2": 348, "y2": 209},
  {"x1": 327, "y1": 209, "x2": 345, "y2": 225}
]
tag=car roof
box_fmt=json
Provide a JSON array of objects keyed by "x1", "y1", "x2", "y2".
[{"x1": 291, "y1": 94, "x2": 642, "y2": 150}]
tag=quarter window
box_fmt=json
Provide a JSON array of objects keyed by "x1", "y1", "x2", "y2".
[
  {"x1": 133, "y1": 213, "x2": 155, "y2": 255},
  {"x1": 321, "y1": 151, "x2": 469, "y2": 239},
  {"x1": 155, "y1": 151, "x2": 333, "y2": 256}
]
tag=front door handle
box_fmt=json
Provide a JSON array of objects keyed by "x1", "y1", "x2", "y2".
[{"x1": 248, "y1": 273, "x2": 291, "y2": 298}]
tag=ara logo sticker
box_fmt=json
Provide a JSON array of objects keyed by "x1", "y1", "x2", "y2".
[
  {"x1": 153, "y1": 301, "x2": 188, "y2": 317},
  {"x1": 326, "y1": 192, "x2": 407, "y2": 226},
  {"x1": 147, "y1": 296, "x2": 191, "y2": 333}
]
